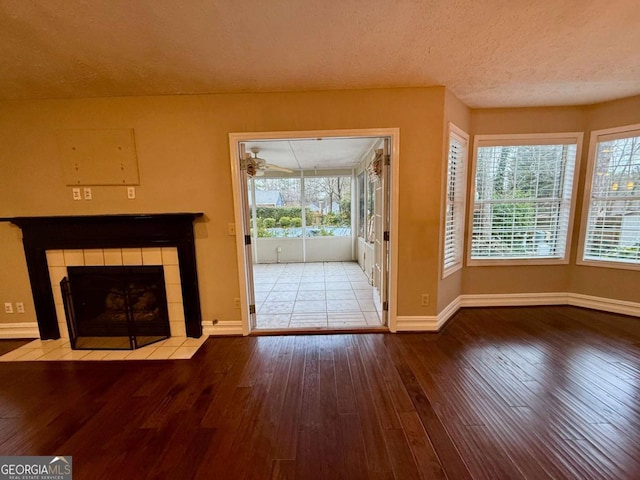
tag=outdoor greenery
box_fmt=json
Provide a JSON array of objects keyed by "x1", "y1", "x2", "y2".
[
  {"x1": 472, "y1": 144, "x2": 576, "y2": 258},
  {"x1": 250, "y1": 176, "x2": 352, "y2": 237}
]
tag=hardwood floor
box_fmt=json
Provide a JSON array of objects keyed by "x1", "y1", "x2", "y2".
[
  {"x1": 0, "y1": 339, "x2": 31, "y2": 356},
  {"x1": 1, "y1": 306, "x2": 639, "y2": 479}
]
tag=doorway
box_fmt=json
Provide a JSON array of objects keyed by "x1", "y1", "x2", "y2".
[{"x1": 229, "y1": 129, "x2": 399, "y2": 334}]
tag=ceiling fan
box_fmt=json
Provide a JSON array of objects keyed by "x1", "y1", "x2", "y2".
[{"x1": 246, "y1": 147, "x2": 293, "y2": 176}]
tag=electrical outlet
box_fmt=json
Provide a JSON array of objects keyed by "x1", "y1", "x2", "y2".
[
  {"x1": 227, "y1": 223, "x2": 236, "y2": 235},
  {"x1": 421, "y1": 294, "x2": 430, "y2": 306},
  {"x1": 16, "y1": 302, "x2": 25, "y2": 314},
  {"x1": 234, "y1": 298, "x2": 241, "y2": 309},
  {"x1": 277, "y1": 246, "x2": 282, "y2": 253},
  {"x1": 83, "y1": 187, "x2": 92, "y2": 200},
  {"x1": 127, "y1": 186, "x2": 136, "y2": 199},
  {"x1": 4, "y1": 302, "x2": 13, "y2": 314},
  {"x1": 72, "y1": 188, "x2": 82, "y2": 200}
]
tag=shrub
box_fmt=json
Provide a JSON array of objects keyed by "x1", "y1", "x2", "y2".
[
  {"x1": 279, "y1": 216, "x2": 291, "y2": 228},
  {"x1": 291, "y1": 217, "x2": 302, "y2": 227},
  {"x1": 257, "y1": 227, "x2": 273, "y2": 238},
  {"x1": 263, "y1": 217, "x2": 276, "y2": 228}
]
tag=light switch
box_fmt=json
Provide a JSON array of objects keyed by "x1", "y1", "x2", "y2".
[
  {"x1": 83, "y1": 187, "x2": 92, "y2": 200},
  {"x1": 72, "y1": 188, "x2": 82, "y2": 200}
]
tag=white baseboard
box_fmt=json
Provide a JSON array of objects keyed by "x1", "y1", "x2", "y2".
[
  {"x1": 396, "y1": 292, "x2": 640, "y2": 333},
  {"x1": 202, "y1": 320, "x2": 243, "y2": 336},
  {"x1": 0, "y1": 322, "x2": 40, "y2": 339},
  {"x1": 459, "y1": 292, "x2": 568, "y2": 307},
  {"x1": 395, "y1": 315, "x2": 440, "y2": 332},
  {"x1": 568, "y1": 293, "x2": 640, "y2": 317}
]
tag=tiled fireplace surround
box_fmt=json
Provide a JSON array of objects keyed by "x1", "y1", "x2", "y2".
[
  {"x1": 6, "y1": 214, "x2": 204, "y2": 344},
  {"x1": 47, "y1": 247, "x2": 187, "y2": 339}
]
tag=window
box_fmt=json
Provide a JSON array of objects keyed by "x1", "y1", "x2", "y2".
[
  {"x1": 357, "y1": 172, "x2": 365, "y2": 237},
  {"x1": 303, "y1": 175, "x2": 352, "y2": 237},
  {"x1": 581, "y1": 125, "x2": 640, "y2": 268},
  {"x1": 442, "y1": 123, "x2": 469, "y2": 276},
  {"x1": 469, "y1": 133, "x2": 581, "y2": 264}
]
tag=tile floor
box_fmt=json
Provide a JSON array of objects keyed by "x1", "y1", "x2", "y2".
[
  {"x1": 0, "y1": 335, "x2": 208, "y2": 362},
  {"x1": 254, "y1": 261, "x2": 383, "y2": 329}
]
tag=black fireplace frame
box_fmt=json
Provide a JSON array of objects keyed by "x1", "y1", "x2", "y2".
[{"x1": 3, "y1": 213, "x2": 204, "y2": 339}]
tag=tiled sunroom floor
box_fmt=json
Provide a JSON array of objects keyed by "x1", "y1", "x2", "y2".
[{"x1": 253, "y1": 261, "x2": 383, "y2": 330}]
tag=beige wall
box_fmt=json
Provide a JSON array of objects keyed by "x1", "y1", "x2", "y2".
[
  {"x1": 464, "y1": 98, "x2": 640, "y2": 304},
  {"x1": 568, "y1": 95, "x2": 640, "y2": 301},
  {"x1": 2, "y1": 89, "x2": 638, "y2": 330},
  {"x1": 463, "y1": 106, "x2": 586, "y2": 296},
  {"x1": 437, "y1": 89, "x2": 471, "y2": 312},
  {"x1": 0, "y1": 87, "x2": 447, "y2": 327}
]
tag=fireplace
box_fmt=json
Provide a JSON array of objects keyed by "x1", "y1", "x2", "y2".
[
  {"x1": 3, "y1": 213, "x2": 203, "y2": 340},
  {"x1": 62, "y1": 266, "x2": 171, "y2": 350}
]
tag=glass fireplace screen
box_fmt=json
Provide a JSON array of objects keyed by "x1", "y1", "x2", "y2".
[{"x1": 61, "y1": 266, "x2": 171, "y2": 350}]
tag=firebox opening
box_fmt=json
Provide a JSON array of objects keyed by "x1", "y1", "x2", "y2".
[{"x1": 62, "y1": 266, "x2": 171, "y2": 350}]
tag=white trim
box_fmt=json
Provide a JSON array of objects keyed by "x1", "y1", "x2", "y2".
[
  {"x1": 229, "y1": 128, "x2": 401, "y2": 335},
  {"x1": 0, "y1": 322, "x2": 40, "y2": 339},
  {"x1": 576, "y1": 124, "x2": 640, "y2": 271},
  {"x1": 397, "y1": 292, "x2": 640, "y2": 333},
  {"x1": 440, "y1": 122, "x2": 469, "y2": 279},
  {"x1": 395, "y1": 315, "x2": 441, "y2": 332},
  {"x1": 437, "y1": 295, "x2": 462, "y2": 325},
  {"x1": 466, "y1": 132, "x2": 583, "y2": 267},
  {"x1": 459, "y1": 292, "x2": 568, "y2": 307},
  {"x1": 567, "y1": 293, "x2": 640, "y2": 317},
  {"x1": 202, "y1": 320, "x2": 243, "y2": 336},
  {"x1": 396, "y1": 297, "x2": 462, "y2": 332}
]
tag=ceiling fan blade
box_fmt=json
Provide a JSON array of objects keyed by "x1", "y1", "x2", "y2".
[{"x1": 262, "y1": 163, "x2": 294, "y2": 173}]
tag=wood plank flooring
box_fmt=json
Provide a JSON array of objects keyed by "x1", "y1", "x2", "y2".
[
  {"x1": 1, "y1": 306, "x2": 639, "y2": 479},
  {"x1": 0, "y1": 339, "x2": 31, "y2": 356}
]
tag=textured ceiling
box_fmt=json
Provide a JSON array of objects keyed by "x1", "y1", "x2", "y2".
[{"x1": 1, "y1": 0, "x2": 639, "y2": 107}]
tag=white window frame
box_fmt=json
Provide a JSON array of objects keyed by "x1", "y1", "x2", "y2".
[
  {"x1": 467, "y1": 132, "x2": 583, "y2": 266},
  {"x1": 441, "y1": 123, "x2": 469, "y2": 278},
  {"x1": 577, "y1": 123, "x2": 640, "y2": 271}
]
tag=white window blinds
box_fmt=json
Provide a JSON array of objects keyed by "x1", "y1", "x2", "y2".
[
  {"x1": 470, "y1": 136, "x2": 579, "y2": 262},
  {"x1": 443, "y1": 125, "x2": 468, "y2": 275},
  {"x1": 583, "y1": 128, "x2": 640, "y2": 265}
]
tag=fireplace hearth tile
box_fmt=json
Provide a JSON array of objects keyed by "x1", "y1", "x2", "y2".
[
  {"x1": 102, "y1": 350, "x2": 134, "y2": 360},
  {"x1": 125, "y1": 348, "x2": 156, "y2": 360},
  {"x1": 0, "y1": 337, "x2": 208, "y2": 362},
  {"x1": 59, "y1": 350, "x2": 90, "y2": 360},
  {"x1": 169, "y1": 346, "x2": 198, "y2": 359},
  {"x1": 147, "y1": 346, "x2": 179, "y2": 360},
  {"x1": 181, "y1": 336, "x2": 208, "y2": 348},
  {"x1": 159, "y1": 337, "x2": 186, "y2": 347},
  {"x1": 81, "y1": 350, "x2": 112, "y2": 361}
]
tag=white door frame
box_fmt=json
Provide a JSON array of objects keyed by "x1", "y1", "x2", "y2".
[{"x1": 229, "y1": 128, "x2": 400, "y2": 335}]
